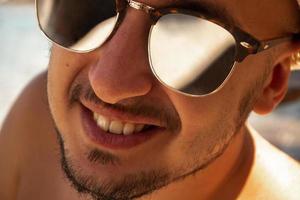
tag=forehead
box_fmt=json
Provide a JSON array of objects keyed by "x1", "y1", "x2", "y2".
[
  {"x1": 225, "y1": 0, "x2": 300, "y2": 38},
  {"x1": 139, "y1": 0, "x2": 299, "y2": 38}
]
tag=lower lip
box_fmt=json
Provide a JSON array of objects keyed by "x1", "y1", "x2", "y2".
[{"x1": 81, "y1": 106, "x2": 162, "y2": 150}]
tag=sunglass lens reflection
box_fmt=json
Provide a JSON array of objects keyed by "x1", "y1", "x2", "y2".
[
  {"x1": 37, "y1": 0, "x2": 118, "y2": 51},
  {"x1": 149, "y1": 14, "x2": 237, "y2": 95}
]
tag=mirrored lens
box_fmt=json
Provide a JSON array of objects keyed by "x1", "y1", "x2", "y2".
[
  {"x1": 37, "y1": 0, "x2": 118, "y2": 51},
  {"x1": 149, "y1": 14, "x2": 236, "y2": 95}
]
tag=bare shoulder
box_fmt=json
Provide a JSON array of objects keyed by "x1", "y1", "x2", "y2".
[
  {"x1": 0, "y1": 71, "x2": 57, "y2": 200},
  {"x1": 240, "y1": 127, "x2": 300, "y2": 200},
  {"x1": 0, "y1": 71, "x2": 53, "y2": 141}
]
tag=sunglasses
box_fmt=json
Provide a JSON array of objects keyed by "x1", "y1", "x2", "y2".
[{"x1": 36, "y1": 0, "x2": 300, "y2": 97}]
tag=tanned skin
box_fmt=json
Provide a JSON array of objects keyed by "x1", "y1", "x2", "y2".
[{"x1": 1, "y1": 0, "x2": 300, "y2": 199}]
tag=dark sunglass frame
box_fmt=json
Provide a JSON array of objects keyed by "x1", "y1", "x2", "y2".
[
  {"x1": 116, "y1": 0, "x2": 300, "y2": 62},
  {"x1": 36, "y1": 0, "x2": 300, "y2": 97},
  {"x1": 36, "y1": 0, "x2": 300, "y2": 61}
]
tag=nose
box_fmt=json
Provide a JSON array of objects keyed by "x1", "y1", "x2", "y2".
[{"x1": 88, "y1": 8, "x2": 154, "y2": 104}]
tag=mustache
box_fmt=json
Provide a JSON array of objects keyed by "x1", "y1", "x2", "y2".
[{"x1": 69, "y1": 84, "x2": 181, "y2": 132}]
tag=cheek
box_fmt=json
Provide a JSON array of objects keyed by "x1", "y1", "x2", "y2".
[
  {"x1": 166, "y1": 92, "x2": 236, "y2": 150},
  {"x1": 154, "y1": 93, "x2": 238, "y2": 171},
  {"x1": 47, "y1": 47, "x2": 98, "y2": 140},
  {"x1": 48, "y1": 47, "x2": 97, "y2": 110},
  {"x1": 166, "y1": 88, "x2": 237, "y2": 132},
  {"x1": 231, "y1": 51, "x2": 270, "y2": 87}
]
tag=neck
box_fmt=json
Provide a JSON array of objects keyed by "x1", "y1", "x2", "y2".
[{"x1": 141, "y1": 125, "x2": 254, "y2": 200}]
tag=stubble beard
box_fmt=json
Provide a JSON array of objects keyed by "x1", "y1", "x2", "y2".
[
  {"x1": 52, "y1": 76, "x2": 262, "y2": 200},
  {"x1": 54, "y1": 109, "x2": 253, "y2": 200},
  {"x1": 55, "y1": 128, "x2": 238, "y2": 200}
]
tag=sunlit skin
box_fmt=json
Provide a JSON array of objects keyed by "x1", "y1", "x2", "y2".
[{"x1": 1, "y1": 0, "x2": 300, "y2": 200}]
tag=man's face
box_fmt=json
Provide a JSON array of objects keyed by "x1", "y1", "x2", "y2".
[{"x1": 46, "y1": 0, "x2": 298, "y2": 199}]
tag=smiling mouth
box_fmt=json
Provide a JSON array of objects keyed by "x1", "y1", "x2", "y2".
[
  {"x1": 93, "y1": 112, "x2": 155, "y2": 136},
  {"x1": 81, "y1": 105, "x2": 165, "y2": 150}
]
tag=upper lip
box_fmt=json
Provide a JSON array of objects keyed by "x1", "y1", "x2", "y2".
[{"x1": 80, "y1": 99, "x2": 164, "y2": 128}]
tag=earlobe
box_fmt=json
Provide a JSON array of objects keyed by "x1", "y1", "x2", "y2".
[{"x1": 253, "y1": 61, "x2": 291, "y2": 115}]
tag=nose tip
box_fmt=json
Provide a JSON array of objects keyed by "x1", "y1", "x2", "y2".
[{"x1": 89, "y1": 59, "x2": 153, "y2": 104}]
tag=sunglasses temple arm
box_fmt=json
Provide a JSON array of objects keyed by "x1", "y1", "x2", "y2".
[{"x1": 257, "y1": 33, "x2": 300, "y2": 53}]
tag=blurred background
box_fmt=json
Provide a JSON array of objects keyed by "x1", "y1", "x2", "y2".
[{"x1": 1, "y1": 0, "x2": 300, "y2": 161}]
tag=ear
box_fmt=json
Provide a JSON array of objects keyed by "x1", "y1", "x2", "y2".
[
  {"x1": 253, "y1": 60, "x2": 291, "y2": 115},
  {"x1": 253, "y1": 38, "x2": 300, "y2": 115},
  {"x1": 253, "y1": 63, "x2": 291, "y2": 115}
]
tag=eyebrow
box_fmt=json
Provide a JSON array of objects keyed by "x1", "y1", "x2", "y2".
[{"x1": 168, "y1": 0, "x2": 240, "y2": 27}]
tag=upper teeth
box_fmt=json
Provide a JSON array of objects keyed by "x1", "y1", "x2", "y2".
[{"x1": 93, "y1": 113, "x2": 146, "y2": 135}]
